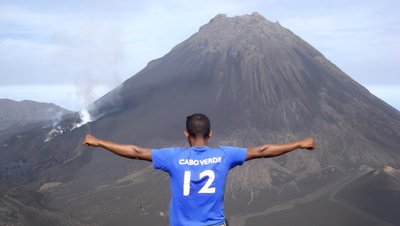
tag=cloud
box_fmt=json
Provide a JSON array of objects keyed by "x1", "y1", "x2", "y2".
[{"x1": 275, "y1": 1, "x2": 400, "y2": 85}]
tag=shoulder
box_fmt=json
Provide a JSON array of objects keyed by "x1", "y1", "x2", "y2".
[
  {"x1": 216, "y1": 147, "x2": 247, "y2": 168},
  {"x1": 151, "y1": 147, "x2": 186, "y2": 171}
]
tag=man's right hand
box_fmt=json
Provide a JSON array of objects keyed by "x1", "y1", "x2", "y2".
[
  {"x1": 83, "y1": 134, "x2": 100, "y2": 147},
  {"x1": 300, "y1": 137, "x2": 315, "y2": 150}
]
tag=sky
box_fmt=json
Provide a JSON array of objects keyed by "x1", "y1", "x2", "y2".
[{"x1": 0, "y1": 0, "x2": 399, "y2": 111}]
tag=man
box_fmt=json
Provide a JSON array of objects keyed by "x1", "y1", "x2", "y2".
[{"x1": 83, "y1": 113, "x2": 315, "y2": 226}]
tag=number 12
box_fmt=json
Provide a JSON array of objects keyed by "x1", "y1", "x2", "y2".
[{"x1": 183, "y1": 170, "x2": 216, "y2": 196}]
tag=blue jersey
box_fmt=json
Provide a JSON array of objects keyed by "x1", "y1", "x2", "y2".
[{"x1": 152, "y1": 146, "x2": 247, "y2": 226}]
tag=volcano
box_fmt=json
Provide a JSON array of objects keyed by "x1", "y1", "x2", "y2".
[{"x1": 1, "y1": 13, "x2": 399, "y2": 226}]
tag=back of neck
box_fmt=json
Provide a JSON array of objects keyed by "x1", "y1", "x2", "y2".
[{"x1": 189, "y1": 138, "x2": 208, "y2": 147}]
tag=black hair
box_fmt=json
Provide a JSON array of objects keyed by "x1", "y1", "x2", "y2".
[{"x1": 186, "y1": 113, "x2": 211, "y2": 139}]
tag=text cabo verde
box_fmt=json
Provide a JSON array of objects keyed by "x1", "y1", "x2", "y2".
[{"x1": 178, "y1": 157, "x2": 222, "y2": 166}]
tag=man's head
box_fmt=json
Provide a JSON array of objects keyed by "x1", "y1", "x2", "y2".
[{"x1": 185, "y1": 113, "x2": 212, "y2": 141}]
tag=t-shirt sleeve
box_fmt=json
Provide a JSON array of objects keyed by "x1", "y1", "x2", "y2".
[
  {"x1": 221, "y1": 146, "x2": 247, "y2": 169},
  {"x1": 151, "y1": 148, "x2": 177, "y2": 172}
]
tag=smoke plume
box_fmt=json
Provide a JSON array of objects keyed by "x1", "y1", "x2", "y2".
[{"x1": 73, "y1": 25, "x2": 124, "y2": 127}]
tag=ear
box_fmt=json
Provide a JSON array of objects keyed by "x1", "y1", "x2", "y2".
[
  {"x1": 184, "y1": 131, "x2": 190, "y2": 139},
  {"x1": 208, "y1": 130, "x2": 213, "y2": 139}
]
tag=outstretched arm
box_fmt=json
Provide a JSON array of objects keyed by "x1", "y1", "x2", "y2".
[
  {"x1": 246, "y1": 137, "x2": 315, "y2": 161},
  {"x1": 83, "y1": 134, "x2": 152, "y2": 161}
]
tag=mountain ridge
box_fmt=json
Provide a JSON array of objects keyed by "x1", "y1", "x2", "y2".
[
  {"x1": 0, "y1": 98, "x2": 72, "y2": 120},
  {"x1": 0, "y1": 98, "x2": 73, "y2": 142}
]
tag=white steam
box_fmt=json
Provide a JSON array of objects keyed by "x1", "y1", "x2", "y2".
[
  {"x1": 45, "y1": 107, "x2": 65, "y2": 127},
  {"x1": 73, "y1": 109, "x2": 93, "y2": 129},
  {"x1": 80, "y1": 109, "x2": 92, "y2": 124},
  {"x1": 45, "y1": 108, "x2": 93, "y2": 142},
  {"x1": 44, "y1": 26, "x2": 125, "y2": 142}
]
